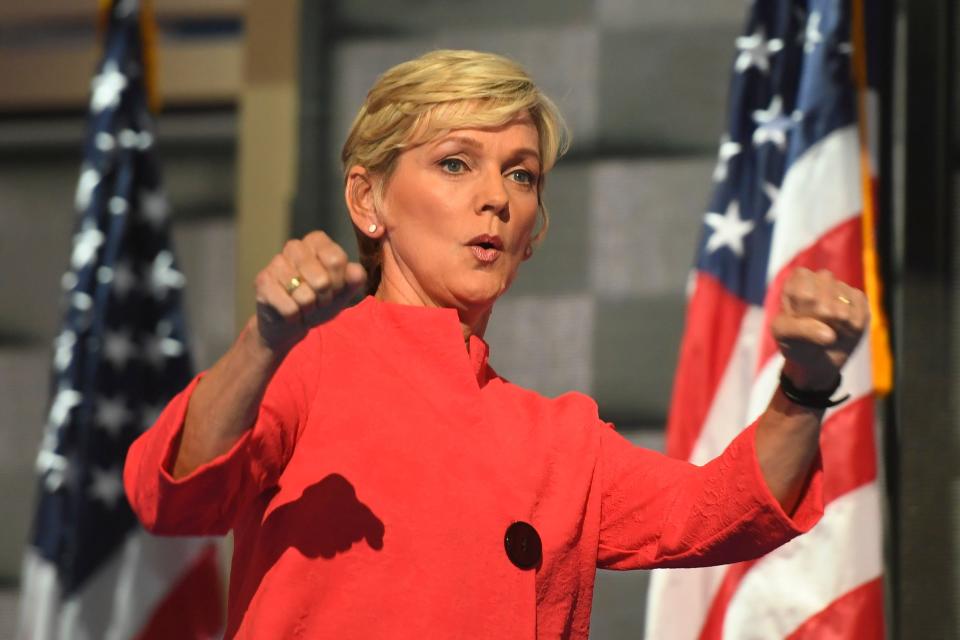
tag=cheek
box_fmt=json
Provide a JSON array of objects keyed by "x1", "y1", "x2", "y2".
[{"x1": 390, "y1": 178, "x2": 461, "y2": 230}]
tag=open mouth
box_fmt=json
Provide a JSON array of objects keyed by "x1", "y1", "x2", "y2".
[
  {"x1": 467, "y1": 234, "x2": 503, "y2": 250},
  {"x1": 467, "y1": 234, "x2": 503, "y2": 263}
]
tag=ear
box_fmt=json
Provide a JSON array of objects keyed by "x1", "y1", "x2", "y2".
[{"x1": 345, "y1": 165, "x2": 381, "y2": 237}]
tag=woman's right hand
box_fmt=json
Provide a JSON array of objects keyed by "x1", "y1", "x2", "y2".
[{"x1": 254, "y1": 231, "x2": 367, "y2": 353}]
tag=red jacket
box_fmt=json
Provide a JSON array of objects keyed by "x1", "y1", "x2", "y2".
[{"x1": 124, "y1": 296, "x2": 823, "y2": 639}]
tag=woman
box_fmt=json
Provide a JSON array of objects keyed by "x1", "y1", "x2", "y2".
[{"x1": 124, "y1": 49, "x2": 867, "y2": 638}]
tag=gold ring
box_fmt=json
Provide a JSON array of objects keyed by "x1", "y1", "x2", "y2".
[
  {"x1": 285, "y1": 276, "x2": 302, "y2": 295},
  {"x1": 837, "y1": 294, "x2": 852, "y2": 305}
]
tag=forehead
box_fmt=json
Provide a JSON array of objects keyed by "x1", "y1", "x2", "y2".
[
  {"x1": 409, "y1": 104, "x2": 539, "y2": 149},
  {"x1": 416, "y1": 124, "x2": 540, "y2": 163}
]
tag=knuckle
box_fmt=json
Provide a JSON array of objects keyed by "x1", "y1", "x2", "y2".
[
  {"x1": 311, "y1": 271, "x2": 332, "y2": 292},
  {"x1": 283, "y1": 239, "x2": 303, "y2": 257},
  {"x1": 293, "y1": 287, "x2": 316, "y2": 307},
  {"x1": 269, "y1": 254, "x2": 290, "y2": 272},
  {"x1": 790, "y1": 285, "x2": 816, "y2": 305},
  {"x1": 305, "y1": 230, "x2": 330, "y2": 244},
  {"x1": 324, "y1": 249, "x2": 348, "y2": 269}
]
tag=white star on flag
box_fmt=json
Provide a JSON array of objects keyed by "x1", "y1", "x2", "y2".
[
  {"x1": 803, "y1": 11, "x2": 824, "y2": 54},
  {"x1": 103, "y1": 330, "x2": 136, "y2": 369},
  {"x1": 61, "y1": 271, "x2": 79, "y2": 292},
  {"x1": 75, "y1": 165, "x2": 101, "y2": 212},
  {"x1": 752, "y1": 95, "x2": 792, "y2": 151},
  {"x1": 713, "y1": 135, "x2": 742, "y2": 182},
  {"x1": 88, "y1": 466, "x2": 125, "y2": 508},
  {"x1": 734, "y1": 26, "x2": 784, "y2": 74},
  {"x1": 53, "y1": 330, "x2": 77, "y2": 372},
  {"x1": 145, "y1": 333, "x2": 185, "y2": 369},
  {"x1": 72, "y1": 292, "x2": 95, "y2": 331},
  {"x1": 90, "y1": 60, "x2": 127, "y2": 113},
  {"x1": 37, "y1": 451, "x2": 77, "y2": 492},
  {"x1": 47, "y1": 387, "x2": 83, "y2": 429},
  {"x1": 71, "y1": 222, "x2": 106, "y2": 270},
  {"x1": 108, "y1": 196, "x2": 129, "y2": 216},
  {"x1": 95, "y1": 396, "x2": 132, "y2": 437},
  {"x1": 112, "y1": 261, "x2": 137, "y2": 299},
  {"x1": 762, "y1": 182, "x2": 781, "y2": 222},
  {"x1": 141, "y1": 190, "x2": 170, "y2": 228},
  {"x1": 149, "y1": 250, "x2": 186, "y2": 298},
  {"x1": 95, "y1": 132, "x2": 115, "y2": 152},
  {"x1": 704, "y1": 200, "x2": 754, "y2": 257}
]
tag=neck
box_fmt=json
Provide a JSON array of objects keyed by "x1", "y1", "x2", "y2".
[{"x1": 374, "y1": 275, "x2": 493, "y2": 349}]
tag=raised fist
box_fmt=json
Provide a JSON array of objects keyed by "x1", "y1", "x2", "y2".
[
  {"x1": 771, "y1": 268, "x2": 869, "y2": 389},
  {"x1": 253, "y1": 231, "x2": 367, "y2": 353}
]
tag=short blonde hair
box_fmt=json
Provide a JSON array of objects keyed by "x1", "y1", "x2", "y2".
[{"x1": 341, "y1": 49, "x2": 570, "y2": 293}]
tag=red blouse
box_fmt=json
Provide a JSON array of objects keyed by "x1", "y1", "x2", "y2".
[{"x1": 124, "y1": 296, "x2": 823, "y2": 639}]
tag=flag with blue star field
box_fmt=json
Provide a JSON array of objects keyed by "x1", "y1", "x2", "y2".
[
  {"x1": 18, "y1": 1, "x2": 223, "y2": 638},
  {"x1": 645, "y1": 0, "x2": 889, "y2": 638}
]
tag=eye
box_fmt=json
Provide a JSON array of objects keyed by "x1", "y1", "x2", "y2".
[
  {"x1": 508, "y1": 169, "x2": 537, "y2": 186},
  {"x1": 440, "y1": 158, "x2": 467, "y2": 174}
]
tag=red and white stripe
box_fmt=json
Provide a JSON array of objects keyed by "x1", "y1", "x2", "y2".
[
  {"x1": 17, "y1": 534, "x2": 222, "y2": 640},
  {"x1": 645, "y1": 124, "x2": 885, "y2": 639}
]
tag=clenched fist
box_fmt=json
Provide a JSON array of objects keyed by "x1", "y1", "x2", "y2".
[
  {"x1": 254, "y1": 231, "x2": 367, "y2": 353},
  {"x1": 771, "y1": 268, "x2": 869, "y2": 389}
]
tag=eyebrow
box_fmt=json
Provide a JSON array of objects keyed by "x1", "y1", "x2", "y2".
[{"x1": 434, "y1": 135, "x2": 541, "y2": 163}]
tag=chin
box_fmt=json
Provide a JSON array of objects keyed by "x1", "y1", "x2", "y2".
[{"x1": 449, "y1": 274, "x2": 509, "y2": 308}]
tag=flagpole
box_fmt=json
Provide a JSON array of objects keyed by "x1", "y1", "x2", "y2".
[{"x1": 850, "y1": 0, "x2": 894, "y2": 396}]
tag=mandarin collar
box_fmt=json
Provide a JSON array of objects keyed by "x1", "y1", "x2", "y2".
[{"x1": 357, "y1": 296, "x2": 491, "y2": 386}]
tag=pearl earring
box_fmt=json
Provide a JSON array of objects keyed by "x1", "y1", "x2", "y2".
[{"x1": 368, "y1": 223, "x2": 378, "y2": 233}]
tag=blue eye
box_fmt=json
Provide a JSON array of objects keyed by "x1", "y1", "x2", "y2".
[
  {"x1": 510, "y1": 170, "x2": 536, "y2": 185},
  {"x1": 440, "y1": 158, "x2": 466, "y2": 173}
]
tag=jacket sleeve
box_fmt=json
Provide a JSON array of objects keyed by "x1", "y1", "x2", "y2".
[
  {"x1": 596, "y1": 419, "x2": 823, "y2": 570},
  {"x1": 123, "y1": 332, "x2": 322, "y2": 536}
]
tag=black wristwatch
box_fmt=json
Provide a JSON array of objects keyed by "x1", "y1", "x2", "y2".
[{"x1": 778, "y1": 370, "x2": 850, "y2": 409}]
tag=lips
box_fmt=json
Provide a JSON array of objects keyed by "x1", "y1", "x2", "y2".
[
  {"x1": 467, "y1": 234, "x2": 504, "y2": 251},
  {"x1": 467, "y1": 234, "x2": 503, "y2": 264}
]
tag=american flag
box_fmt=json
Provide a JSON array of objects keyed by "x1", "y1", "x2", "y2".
[
  {"x1": 645, "y1": 0, "x2": 888, "y2": 638},
  {"x1": 17, "y1": 1, "x2": 223, "y2": 638}
]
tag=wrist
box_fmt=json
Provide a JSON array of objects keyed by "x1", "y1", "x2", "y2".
[
  {"x1": 780, "y1": 361, "x2": 836, "y2": 392},
  {"x1": 240, "y1": 316, "x2": 289, "y2": 369},
  {"x1": 778, "y1": 367, "x2": 849, "y2": 410}
]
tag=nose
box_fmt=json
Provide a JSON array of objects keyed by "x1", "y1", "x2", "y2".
[{"x1": 476, "y1": 169, "x2": 510, "y2": 222}]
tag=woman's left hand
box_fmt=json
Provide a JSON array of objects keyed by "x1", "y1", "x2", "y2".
[{"x1": 770, "y1": 268, "x2": 870, "y2": 389}]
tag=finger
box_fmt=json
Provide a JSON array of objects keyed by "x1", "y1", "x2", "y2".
[
  {"x1": 282, "y1": 240, "x2": 332, "y2": 306},
  {"x1": 781, "y1": 269, "x2": 819, "y2": 316},
  {"x1": 255, "y1": 270, "x2": 302, "y2": 325},
  {"x1": 772, "y1": 314, "x2": 837, "y2": 348},
  {"x1": 344, "y1": 262, "x2": 367, "y2": 289},
  {"x1": 838, "y1": 283, "x2": 870, "y2": 330},
  {"x1": 267, "y1": 252, "x2": 317, "y2": 315},
  {"x1": 815, "y1": 283, "x2": 869, "y2": 342},
  {"x1": 304, "y1": 232, "x2": 350, "y2": 292}
]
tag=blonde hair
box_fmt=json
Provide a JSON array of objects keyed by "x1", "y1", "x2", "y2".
[{"x1": 341, "y1": 49, "x2": 570, "y2": 294}]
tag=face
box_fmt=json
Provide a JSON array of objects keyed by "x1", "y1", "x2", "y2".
[{"x1": 373, "y1": 116, "x2": 542, "y2": 312}]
